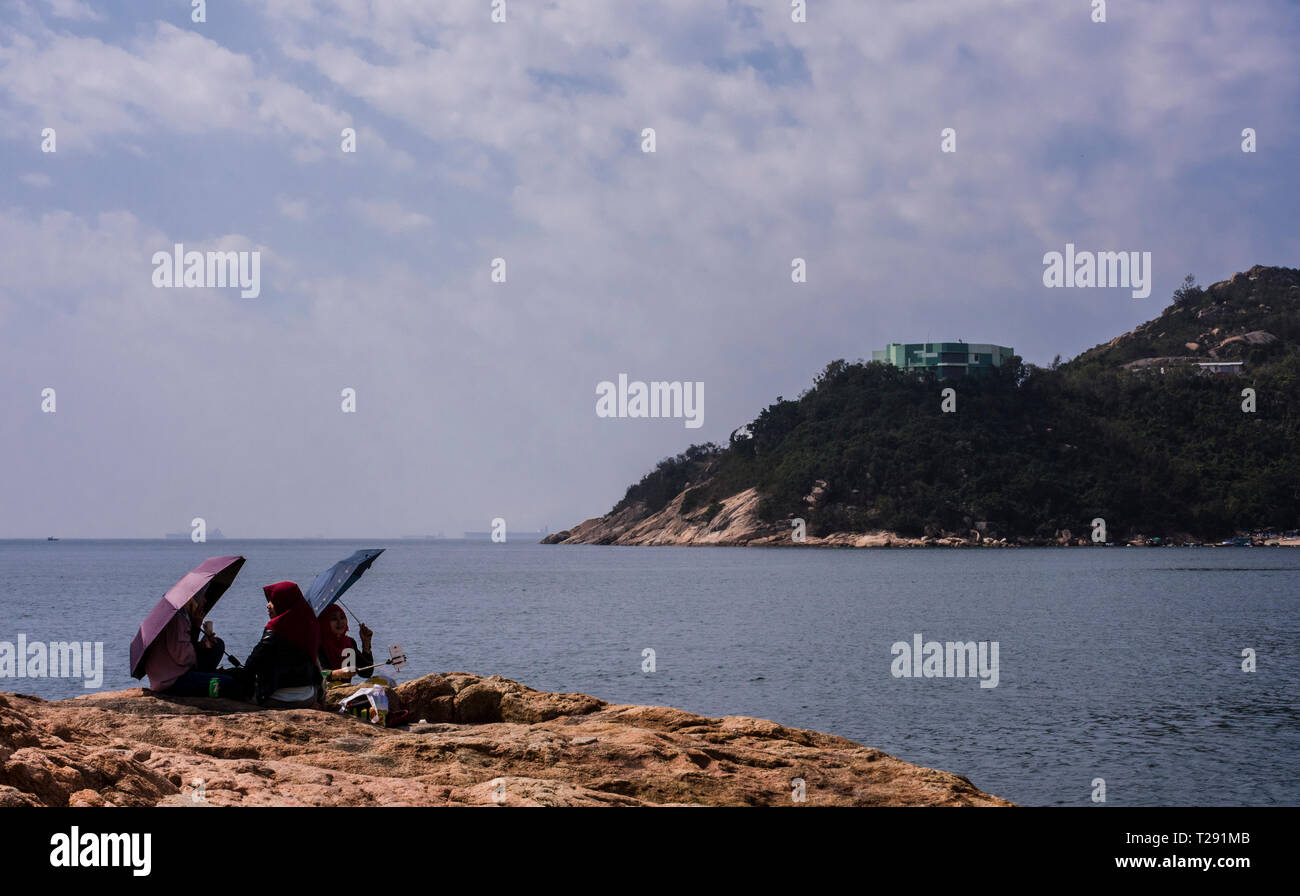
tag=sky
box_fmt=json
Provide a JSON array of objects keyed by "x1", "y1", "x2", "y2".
[{"x1": 1, "y1": 0, "x2": 1298, "y2": 538}]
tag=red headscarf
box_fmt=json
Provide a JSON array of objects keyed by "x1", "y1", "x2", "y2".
[
  {"x1": 262, "y1": 582, "x2": 319, "y2": 660},
  {"x1": 318, "y1": 604, "x2": 357, "y2": 669}
]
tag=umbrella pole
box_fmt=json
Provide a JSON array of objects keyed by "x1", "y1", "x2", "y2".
[{"x1": 337, "y1": 598, "x2": 365, "y2": 627}]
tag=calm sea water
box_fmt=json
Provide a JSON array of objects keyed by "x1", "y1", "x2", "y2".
[{"x1": 1, "y1": 539, "x2": 1296, "y2": 807}]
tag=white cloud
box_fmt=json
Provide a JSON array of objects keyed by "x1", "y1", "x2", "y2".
[
  {"x1": 347, "y1": 198, "x2": 433, "y2": 234},
  {"x1": 277, "y1": 196, "x2": 311, "y2": 220},
  {"x1": 0, "y1": 20, "x2": 406, "y2": 163},
  {"x1": 43, "y1": 0, "x2": 104, "y2": 22}
]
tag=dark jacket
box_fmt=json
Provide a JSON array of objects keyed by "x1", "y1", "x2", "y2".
[
  {"x1": 242, "y1": 629, "x2": 323, "y2": 705},
  {"x1": 193, "y1": 630, "x2": 225, "y2": 673}
]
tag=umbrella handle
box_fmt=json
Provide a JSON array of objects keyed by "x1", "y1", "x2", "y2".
[
  {"x1": 336, "y1": 598, "x2": 364, "y2": 627},
  {"x1": 194, "y1": 626, "x2": 241, "y2": 668}
]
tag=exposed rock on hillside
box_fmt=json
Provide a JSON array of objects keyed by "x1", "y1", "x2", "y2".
[
  {"x1": 545, "y1": 486, "x2": 934, "y2": 546},
  {"x1": 1078, "y1": 265, "x2": 1300, "y2": 367}
]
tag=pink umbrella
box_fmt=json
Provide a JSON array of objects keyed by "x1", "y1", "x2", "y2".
[{"x1": 129, "y1": 556, "x2": 245, "y2": 679}]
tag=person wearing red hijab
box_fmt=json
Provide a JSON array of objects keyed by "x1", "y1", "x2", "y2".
[
  {"x1": 241, "y1": 582, "x2": 324, "y2": 708},
  {"x1": 319, "y1": 604, "x2": 374, "y2": 683}
]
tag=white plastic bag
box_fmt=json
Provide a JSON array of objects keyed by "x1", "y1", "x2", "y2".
[{"x1": 339, "y1": 683, "x2": 389, "y2": 725}]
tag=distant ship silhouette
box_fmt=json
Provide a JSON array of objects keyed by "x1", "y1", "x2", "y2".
[{"x1": 164, "y1": 528, "x2": 226, "y2": 540}]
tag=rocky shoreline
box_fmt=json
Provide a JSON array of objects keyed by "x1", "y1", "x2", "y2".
[
  {"x1": 0, "y1": 673, "x2": 1010, "y2": 807},
  {"x1": 543, "y1": 486, "x2": 1298, "y2": 548}
]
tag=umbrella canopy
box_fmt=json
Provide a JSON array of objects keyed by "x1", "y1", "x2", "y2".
[
  {"x1": 129, "y1": 555, "x2": 245, "y2": 679},
  {"x1": 304, "y1": 548, "x2": 385, "y2": 616}
]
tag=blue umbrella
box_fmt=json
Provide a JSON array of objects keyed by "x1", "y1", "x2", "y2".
[{"x1": 304, "y1": 548, "x2": 385, "y2": 617}]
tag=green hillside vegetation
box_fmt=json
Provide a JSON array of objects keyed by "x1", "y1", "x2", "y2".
[{"x1": 612, "y1": 266, "x2": 1300, "y2": 542}]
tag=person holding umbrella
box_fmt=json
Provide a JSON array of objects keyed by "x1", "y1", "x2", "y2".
[
  {"x1": 319, "y1": 604, "x2": 374, "y2": 683},
  {"x1": 306, "y1": 548, "x2": 390, "y2": 684},
  {"x1": 132, "y1": 556, "x2": 248, "y2": 700},
  {"x1": 144, "y1": 596, "x2": 239, "y2": 698}
]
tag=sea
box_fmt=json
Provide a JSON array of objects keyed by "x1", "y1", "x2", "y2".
[{"x1": 1, "y1": 539, "x2": 1296, "y2": 807}]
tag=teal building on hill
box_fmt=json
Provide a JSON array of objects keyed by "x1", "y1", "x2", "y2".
[{"x1": 872, "y1": 342, "x2": 1014, "y2": 379}]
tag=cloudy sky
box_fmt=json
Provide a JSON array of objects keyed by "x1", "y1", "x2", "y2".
[{"x1": 1, "y1": 0, "x2": 1297, "y2": 538}]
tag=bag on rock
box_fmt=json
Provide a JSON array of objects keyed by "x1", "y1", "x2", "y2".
[{"x1": 338, "y1": 683, "x2": 389, "y2": 726}]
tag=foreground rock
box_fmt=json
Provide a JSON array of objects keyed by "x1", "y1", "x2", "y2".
[{"x1": 0, "y1": 674, "x2": 1010, "y2": 807}]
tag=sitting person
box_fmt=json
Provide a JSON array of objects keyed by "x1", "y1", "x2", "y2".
[
  {"x1": 241, "y1": 582, "x2": 324, "y2": 709},
  {"x1": 318, "y1": 604, "x2": 374, "y2": 683},
  {"x1": 317, "y1": 606, "x2": 411, "y2": 725},
  {"x1": 144, "y1": 597, "x2": 241, "y2": 699}
]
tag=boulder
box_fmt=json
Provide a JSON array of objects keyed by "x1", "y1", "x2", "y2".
[{"x1": 452, "y1": 683, "x2": 503, "y2": 724}]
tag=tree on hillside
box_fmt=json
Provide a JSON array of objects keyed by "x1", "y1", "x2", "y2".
[{"x1": 1173, "y1": 274, "x2": 1201, "y2": 308}]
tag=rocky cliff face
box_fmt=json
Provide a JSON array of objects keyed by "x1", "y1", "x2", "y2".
[
  {"x1": 545, "y1": 485, "x2": 966, "y2": 547},
  {"x1": 547, "y1": 487, "x2": 782, "y2": 546},
  {"x1": 546, "y1": 485, "x2": 1296, "y2": 548},
  {"x1": 0, "y1": 673, "x2": 1010, "y2": 807}
]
